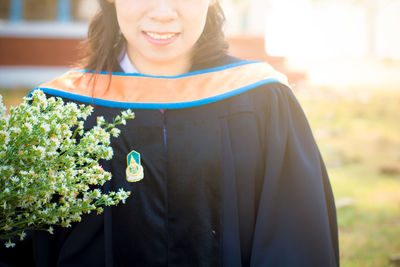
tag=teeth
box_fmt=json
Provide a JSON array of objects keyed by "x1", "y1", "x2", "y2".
[{"x1": 145, "y1": 32, "x2": 176, "y2": 40}]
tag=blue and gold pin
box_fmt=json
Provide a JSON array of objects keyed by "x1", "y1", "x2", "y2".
[{"x1": 126, "y1": 150, "x2": 144, "y2": 182}]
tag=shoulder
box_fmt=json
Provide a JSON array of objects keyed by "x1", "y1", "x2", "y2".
[
  {"x1": 217, "y1": 73, "x2": 304, "y2": 126},
  {"x1": 227, "y1": 81, "x2": 295, "y2": 112},
  {"x1": 252, "y1": 81, "x2": 295, "y2": 102},
  {"x1": 189, "y1": 54, "x2": 243, "y2": 71}
]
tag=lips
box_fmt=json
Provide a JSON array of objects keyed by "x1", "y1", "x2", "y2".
[{"x1": 142, "y1": 31, "x2": 180, "y2": 46}]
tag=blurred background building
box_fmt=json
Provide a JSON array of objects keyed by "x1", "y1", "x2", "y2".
[
  {"x1": 0, "y1": 0, "x2": 97, "y2": 87},
  {"x1": 1, "y1": 0, "x2": 400, "y2": 89}
]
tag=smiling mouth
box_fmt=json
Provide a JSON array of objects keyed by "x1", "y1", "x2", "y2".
[{"x1": 143, "y1": 31, "x2": 179, "y2": 40}]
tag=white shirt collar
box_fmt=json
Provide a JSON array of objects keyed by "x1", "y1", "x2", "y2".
[{"x1": 118, "y1": 49, "x2": 139, "y2": 74}]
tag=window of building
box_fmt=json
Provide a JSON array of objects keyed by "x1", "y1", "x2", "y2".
[{"x1": 0, "y1": 0, "x2": 97, "y2": 22}]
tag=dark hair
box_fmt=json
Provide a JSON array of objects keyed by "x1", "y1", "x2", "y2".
[{"x1": 79, "y1": 0, "x2": 229, "y2": 73}]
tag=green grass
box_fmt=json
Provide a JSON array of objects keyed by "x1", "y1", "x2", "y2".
[
  {"x1": 1, "y1": 87, "x2": 400, "y2": 266},
  {"x1": 0, "y1": 88, "x2": 30, "y2": 111},
  {"x1": 298, "y1": 87, "x2": 400, "y2": 267}
]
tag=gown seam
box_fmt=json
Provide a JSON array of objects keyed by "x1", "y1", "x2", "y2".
[{"x1": 163, "y1": 112, "x2": 170, "y2": 267}]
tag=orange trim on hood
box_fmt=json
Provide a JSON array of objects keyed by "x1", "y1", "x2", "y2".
[{"x1": 39, "y1": 61, "x2": 289, "y2": 104}]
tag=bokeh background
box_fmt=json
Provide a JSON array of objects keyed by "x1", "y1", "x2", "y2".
[{"x1": 0, "y1": 0, "x2": 399, "y2": 266}]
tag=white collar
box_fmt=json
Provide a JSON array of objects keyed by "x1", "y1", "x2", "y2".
[{"x1": 118, "y1": 49, "x2": 139, "y2": 74}]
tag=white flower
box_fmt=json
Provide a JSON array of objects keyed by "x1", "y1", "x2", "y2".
[
  {"x1": 19, "y1": 231, "x2": 26, "y2": 241},
  {"x1": 47, "y1": 226, "x2": 54, "y2": 235},
  {"x1": 0, "y1": 130, "x2": 9, "y2": 143},
  {"x1": 93, "y1": 189, "x2": 101, "y2": 198},
  {"x1": 0, "y1": 91, "x2": 135, "y2": 246},
  {"x1": 110, "y1": 128, "x2": 121, "y2": 137},
  {"x1": 97, "y1": 116, "x2": 105, "y2": 125},
  {"x1": 66, "y1": 102, "x2": 79, "y2": 113},
  {"x1": 0, "y1": 94, "x2": 6, "y2": 117},
  {"x1": 23, "y1": 122, "x2": 33, "y2": 132},
  {"x1": 104, "y1": 147, "x2": 113, "y2": 160},
  {"x1": 9, "y1": 127, "x2": 21, "y2": 134},
  {"x1": 81, "y1": 106, "x2": 93, "y2": 120},
  {"x1": 36, "y1": 146, "x2": 46, "y2": 157},
  {"x1": 49, "y1": 137, "x2": 61, "y2": 149},
  {"x1": 5, "y1": 240, "x2": 15, "y2": 248},
  {"x1": 116, "y1": 189, "x2": 130, "y2": 204},
  {"x1": 30, "y1": 116, "x2": 38, "y2": 125},
  {"x1": 121, "y1": 109, "x2": 134, "y2": 119},
  {"x1": 40, "y1": 123, "x2": 50, "y2": 133}
]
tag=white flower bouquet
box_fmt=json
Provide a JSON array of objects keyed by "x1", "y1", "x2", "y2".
[{"x1": 0, "y1": 90, "x2": 134, "y2": 248}]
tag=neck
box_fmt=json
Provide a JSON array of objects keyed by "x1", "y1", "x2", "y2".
[{"x1": 127, "y1": 49, "x2": 192, "y2": 76}]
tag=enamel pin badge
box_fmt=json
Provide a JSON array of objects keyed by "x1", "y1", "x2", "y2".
[{"x1": 126, "y1": 150, "x2": 144, "y2": 182}]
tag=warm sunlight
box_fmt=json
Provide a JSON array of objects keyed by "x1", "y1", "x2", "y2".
[
  {"x1": 264, "y1": 0, "x2": 400, "y2": 59},
  {"x1": 262, "y1": 0, "x2": 400, "y2": 88}
]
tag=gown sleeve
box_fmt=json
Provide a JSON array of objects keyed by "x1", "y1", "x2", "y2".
[{"x1": 248, "y1": 83, "x2": 339, "y2": 266}]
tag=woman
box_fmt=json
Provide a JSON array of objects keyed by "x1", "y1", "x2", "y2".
[{"x1": 3, "y1": 0, "x2": 339, "y2": 266}]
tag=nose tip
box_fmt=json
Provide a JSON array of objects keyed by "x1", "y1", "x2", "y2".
[{"x1": 148, "y1": 0, "x2": 178, "y2": 22}]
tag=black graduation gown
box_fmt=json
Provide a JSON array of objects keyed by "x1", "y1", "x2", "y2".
[{"x1": 0, "y1": 56, "x2": 339, "y2": 267}]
